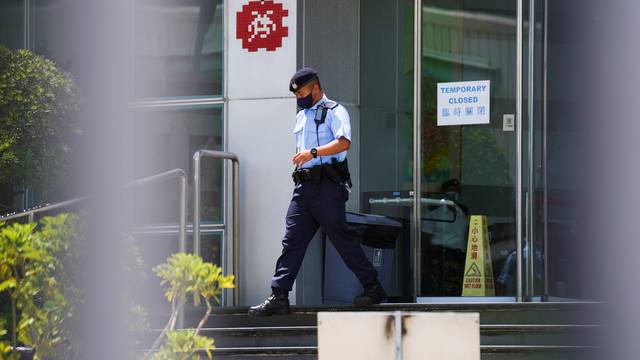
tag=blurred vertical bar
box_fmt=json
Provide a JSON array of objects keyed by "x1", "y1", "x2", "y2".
[
  {"x1": 585, "y1": 1, "x2": 640, "y2": 359},
  {"x1": 527, "y1": 0, "x2": 536, "y2": 297},
  {"x1": 412, "y1": 0, "x2": 422, "y2": 301},
  {"x1": 70, "y1": 0, "x2": 132, "y2": 358},
  {"x1": 516, "y1": 0, "x2": 524, "y2": 302},
  {"x1": 542, "y1": 0, "x2": 549, "y2": 299}
]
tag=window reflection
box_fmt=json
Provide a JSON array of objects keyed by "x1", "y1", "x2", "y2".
[
  {"x1": 420, "y1": 3, "x2": 517, "y2": 297},
  {"x1": 134, "y1": 0, "x2": 224, "y2": 98},
  {"x1": 0, "y1": 0, "x2": 23, "y2": 49},
  {"x1": 129, "y1": 106, "x2": 224, "y2": 225}
]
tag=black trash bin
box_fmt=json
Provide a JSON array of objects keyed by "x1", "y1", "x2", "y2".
[{"x1": 323, "y1": 212, "x2": 401, "y2": 304}]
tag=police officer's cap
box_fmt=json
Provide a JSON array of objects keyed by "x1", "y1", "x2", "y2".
[{"x1": 289, "y1": 67, "x2": 319, "y2": 92}]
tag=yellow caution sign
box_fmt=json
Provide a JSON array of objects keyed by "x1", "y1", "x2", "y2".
[{"x1": 462, "y1": 215, "x2": 495, "y2": 296}]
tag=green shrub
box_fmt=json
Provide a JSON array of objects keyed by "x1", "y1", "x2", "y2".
[
  {"x1": 145, "y1": 253, "x2": 234, "y2": 360},
  {"x1": 0, "y1": 214, "x2": 82, "y2": 359},
  {"x1": 151, "y1": 330, "x2": 215, "y2": 360},
  {"x1": 0, "y1": 45, "x2": 80, "y2": 191}
]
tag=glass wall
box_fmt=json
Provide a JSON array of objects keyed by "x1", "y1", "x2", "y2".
[
  {"x1": 127, "y1": 0, "x2": 226, "y2": 281},
  {"x1": 532, "y1": 0, "x2": 585, "y2": 300},
  {"x1": 358, "y1": 0, "x2": 521, "y2": 300},
  {"x1": 419, "y1": 1, "x2": 518, "y2": 297},
  {"x1": 0, "y1": 0, "x2": 25, "y2": 213},
  {"x1": 357, "y1": 0, "x2": 576, "y2": 301},
  {"x1": 29, "y1": 0, "x2": 226, "y2": 240},
  {"x1": 128, "y1": 106, "x2": 224, "y2": 226},
  {"x1": 32, "y1": 0, "x2": 77, "y2": 75},
  {"x1": 0, "y1": 0, "x2": 226, "y2": 210},
  {"x1": 133, "y1": 0, "x2": 224, "y2": 98},
  {"x1": 0, "y1": 0, "x2": 23, "y2": 49},
  {"x1": 359, "y1": 0, "x2": 415, "y2": 302},
  {"x1": 0, "y1": 0, "x2": 227, "y2": 275}
]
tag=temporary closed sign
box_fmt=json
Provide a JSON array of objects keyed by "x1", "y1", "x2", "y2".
[{"x1": 437, "y1": 80, "x2": 490, "y2": 126}]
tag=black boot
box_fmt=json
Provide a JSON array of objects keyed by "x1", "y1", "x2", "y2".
[
  {"x1": 248, "y1": 287, "x2": 291, "y2": 317},
  {"x1": 353, "y1": 281, "x2": 387, "y2": 306}
]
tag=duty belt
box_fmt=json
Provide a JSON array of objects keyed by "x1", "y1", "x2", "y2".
[
  {"x1": 292, "y1": 159, "x2": 352, "y2": 186},
  {"x1": 292, "y1": 166, "x2": 323, "y2": 185}
]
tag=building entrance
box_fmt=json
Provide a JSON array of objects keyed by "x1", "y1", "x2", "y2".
[
  {"x1": 416, "y1": 2, "x2": 519, "y2": 299},
  {"x1": 301, "y1": 0, "x2": 576, "y2": 303}
]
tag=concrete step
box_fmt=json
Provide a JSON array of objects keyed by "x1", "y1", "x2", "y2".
[
  {"x1": 176, "y1": 302, "x2": 603, "y2": 329},
  {"x1": 195, "y1": 323, "x2": 601, "y2": 348},
  {"x1": 480, "y1": 324, "x2": 603, "y2": 346},
  {"x1": 139, "y1": 302, "x2": 602, "y2": 360},
  {"x1": 212, "y1": 346, "x2": 316, "y2": 359},
  {"x1": 201, "y1": 326, "x2": 317, "y2": 348},
  {"x1": 206, "y1": 345, "x2": 600, "y2": 360},
  {"x1": 479, "y1": 345, "x2": 602, "y2": 360}
]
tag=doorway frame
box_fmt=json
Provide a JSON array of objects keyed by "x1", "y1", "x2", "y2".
[{"x1": 411, "y1": 0, "x2": 546, "y2": 303}]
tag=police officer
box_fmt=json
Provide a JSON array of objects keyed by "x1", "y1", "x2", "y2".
[{"x1": 248, "y1": 67, "x2": 386, "y2": 316}]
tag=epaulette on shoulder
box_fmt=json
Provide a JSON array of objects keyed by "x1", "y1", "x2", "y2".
[{"x1": 323, "y1": 100, "x2": 339, "y2": 110}]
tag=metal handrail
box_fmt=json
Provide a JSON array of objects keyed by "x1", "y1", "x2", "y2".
[
  {"x1": 122, "y1": 168, "x2": 188, "y2": 253},
  {"x1": 0, "y1": 168, "x2": 188, "y2": 253},
  {"x1": 192, "y1": 149, "x2": 239, "y2": 306},
  {"x1": 369, "y1": 196, "x2": 456, "y2": 207},
  {"x1": 368, "y1": 196, "x2": 467, "y2": 223},
  {"x1": 0, "y1": 197, "x2": 86, "y2": 223},
  {"x1": 1, "y1": 168, "x2": 189, "y2": 328}
]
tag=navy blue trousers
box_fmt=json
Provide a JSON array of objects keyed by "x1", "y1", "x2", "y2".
[{"x1": 271, "y1": 179, "x2": 378, "y2": 291}]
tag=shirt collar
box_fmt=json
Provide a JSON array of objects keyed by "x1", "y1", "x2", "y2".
[{"x1": 308, "y1": 94, "x2": 328, "y2": 111}]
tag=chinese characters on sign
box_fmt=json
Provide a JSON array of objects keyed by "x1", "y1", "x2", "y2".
[
  {"x1": 236, "y1": 0, "x2": 289, "y2": 52},
  {"x1": 462, "y1": 215, "x2": 495, "y2": 296},
  {"x1": 437, "y1": 80, "x2": 491, "y2": 126}
]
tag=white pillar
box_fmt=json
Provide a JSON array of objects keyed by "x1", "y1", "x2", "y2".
[{"x1": 226, "y1": 0, "x2": 297, "y2": 305}]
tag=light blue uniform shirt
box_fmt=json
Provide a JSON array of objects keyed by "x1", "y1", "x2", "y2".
[{"x1": 294, "y1": 94, "x2": 351, "y2": 169}]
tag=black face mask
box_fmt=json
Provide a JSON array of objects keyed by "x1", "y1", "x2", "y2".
[{"x1": 297, "y1": 93, "x2": 314, "y2": 109}]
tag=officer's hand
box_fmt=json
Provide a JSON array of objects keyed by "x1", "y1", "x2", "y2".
[{"x1": 292, "y1": 150, "x2": 313, "y2": 167}]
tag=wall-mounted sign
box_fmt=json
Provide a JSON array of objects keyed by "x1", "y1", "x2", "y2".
[
  {"x1": 437, "y1": 80, "x2": 490, "y2": 126},
  {"x1": 236, "y1": 0, "x2": 289, "y2": 52},
  {"x1": 228, "y1": 0, "x2": 295, "y2": 99},
  {"x1": 503, "y1": 113, "x2": 515, "y2": 131}
]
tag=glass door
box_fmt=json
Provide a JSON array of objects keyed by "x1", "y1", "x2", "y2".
[
  {"x1": 417, "y1": 0, "x2": 520, "y2": 299},
  {"x1": 359, "y1": 0, "x2": 416, "y2": 303}
]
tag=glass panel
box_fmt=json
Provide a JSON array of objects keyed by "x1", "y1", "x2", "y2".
[
  {"x1": 536, "y1": 1, "x2": 580, "y2": 299},
  {"x1": 0, "y1": 0, "x2": 23, "y2": 49},
  {"x1": 359, "y1": 0, "x2": 414, "y2": 302},
  {"x1": 187, "y1": 231, "x2": 223, "y2": 266},
  {"x1": 525, "y1": 0, "x2": 545, "y2": 298},
  {"x1": 420, "y1": 1, "x2": 517, "y2": 297},
  {"x1": 134, "y1": 0, "x2": 224, "y2": 98},
  {"x1": 32, "y1": 0, "x2": 76, "y2": 74},
  {"x1": 129, "y1": 106, "x2": 224, "y2": 225},
  {"x1": 13, "y1": 0, "x2": 84, "y2": 210},
  {"x1": 0, "y1": 1, "x2": 65, "y2": 212}
]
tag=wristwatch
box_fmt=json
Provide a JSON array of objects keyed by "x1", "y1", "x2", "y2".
[{"x1": 310, "y1": 147, "x2": 318, "y2": 158}]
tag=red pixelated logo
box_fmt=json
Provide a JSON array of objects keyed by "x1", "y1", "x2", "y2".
[{"x1": 236, "y1": 0, "x2": 289, "y2": 52}]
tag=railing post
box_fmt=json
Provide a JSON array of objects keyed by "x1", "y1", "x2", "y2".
[
  {"x1": 232, "y1": 158, "x2": 240, "y2": 306},
  {"x1": 179, "y1": 175, "x2": 187, "y2": 254},
  {"x1": 193, "y1": 152, "x2": 202, "y2": 256},
  {"x1": 192, "y1": 150, "x2": 240, "y2": 306}
]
